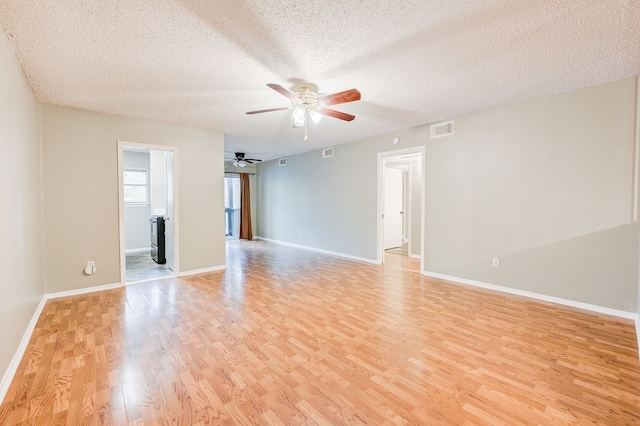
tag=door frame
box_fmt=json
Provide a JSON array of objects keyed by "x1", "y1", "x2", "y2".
[
  {"x1": 376, "y1": 146, "x2": 425, "y2": 272},
  {"x1": 117, "y1": 140, "x2": 180, "y2": 285}
]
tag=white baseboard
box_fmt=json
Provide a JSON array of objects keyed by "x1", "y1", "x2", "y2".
[
  {"x1": 0, "y1": 295, "x2": 47, "y2": 404},
  {"x1": 45, "y1": 282, "x2": 124, "y2": 301},
  {"x1": 178, "y1": 265, "x2": 226, "y2": 277},
  {"x1": 409, "y1": 253, "x2": 420, "y2": 259},
  {"x1": 255, "y1": 236, "x2": 378, "y2": 265},
  {"x1": 422, "y1": 270, "x2": 637, "y2": 320}
]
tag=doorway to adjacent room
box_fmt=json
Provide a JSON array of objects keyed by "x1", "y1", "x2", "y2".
[
  {"x1": 224, "y1": 176, "x2": 241, "y2": 240},
  {"x1": 377, "y1": 146, "x2": 424, "y2": 271},
  {"x1": 118, "y1": 142, "x2": 179, "y2": 284}
]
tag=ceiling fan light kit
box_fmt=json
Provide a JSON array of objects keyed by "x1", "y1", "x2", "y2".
[
  {"x1": 228, "y1": 152, "x2": 262, "y2": 168},
  {"x1": 308, "y1": 109, "x2": 323, "y2": 124},
  {"x1": 247, "y1": 83, "x2": 361, "y2": 140},
  {"x1": 292, "y1": 107, "x2": 306, "y2": 127}
]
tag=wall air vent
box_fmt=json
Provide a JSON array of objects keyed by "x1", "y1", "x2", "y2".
[
  {"x1": 278, "y1": 158, "x2": 287, "y2": 167},
  {"x1": 322, "y1": 147, "x2": 335, "y2": 158},
  {"x1": 430, "y1": 121, "x2": 454, "y2": 139}
]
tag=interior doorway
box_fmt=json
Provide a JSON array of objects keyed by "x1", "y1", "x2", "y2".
[
  {"x1": 224, "y1": 176, "x2": 241, "y2": 239},
  {"x1": 377, "y1": 147, "x2": 424, "y2": 271},
  {"x1": 118, "y1": 142, "x2": 179, "y2": 284}
]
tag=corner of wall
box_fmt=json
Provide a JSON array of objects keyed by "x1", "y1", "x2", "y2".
[
  {"x1": 636, "y1": 314, "x2": 640, "y2": 361},
  {"x1": 0, "y1": 295, "x2": 47, "y2": 404},
  {"x1": 38, "y1": 103, "x2": 47, "y2": 295},
  {"x1": 633, "y1": 76, "x2": 640, "y2": 222},
  {"x1": 636, "y1": 76, "x2": 640, "y2": 360}
]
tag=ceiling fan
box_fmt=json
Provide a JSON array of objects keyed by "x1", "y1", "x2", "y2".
[
  {"x1": 246, "y1": 84, "x2": 361, "y2": 140},
  {"x1": 227, "y1": 152, "x2": 262, "y2": 168}
]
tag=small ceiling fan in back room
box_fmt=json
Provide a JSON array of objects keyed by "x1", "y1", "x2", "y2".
[
  {"x1": 246, "y1": 83, "x2": 361, "y2": 140},
  {"x1": 227, "y1": 152, "x2": 262, "y2": 168}
]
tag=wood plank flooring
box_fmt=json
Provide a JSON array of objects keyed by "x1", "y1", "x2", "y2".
[{"x1": 1, "y1": 239, "x2": 639, "y2": 425}]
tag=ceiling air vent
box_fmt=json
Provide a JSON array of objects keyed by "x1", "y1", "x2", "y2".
[
  {"x1": 430, "y1": 121, "x2": 454, "y2": 139},
  {"x1": 322, "y1": 147, "x2": 334, "y2": 158},
  {"x1": 279, "y1": 158, "x2": 287, "y2": 167}
]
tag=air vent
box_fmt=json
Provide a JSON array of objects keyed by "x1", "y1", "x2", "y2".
[
  {"x1": 430, "y1": 121, "x2": 454, "y2": 139},
  {"x1": 322, "y1": 147, "x2": 334, "y2": 158},
  {"x1": 278, "y1": 158, "x2": 287, "y2": 167}
]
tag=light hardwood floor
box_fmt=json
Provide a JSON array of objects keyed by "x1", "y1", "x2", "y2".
[{"x1": 1, "y1": 240, "x2": 639, "y2": 425}]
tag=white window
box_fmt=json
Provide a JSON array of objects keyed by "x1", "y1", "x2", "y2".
[{"x1": 123, "y1": 169, "x2": 149, "y2": 204}]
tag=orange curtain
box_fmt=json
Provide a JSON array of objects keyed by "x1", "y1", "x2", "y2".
[{"x1": 239, "y1": 173, "x2": 253, "y2": 240}]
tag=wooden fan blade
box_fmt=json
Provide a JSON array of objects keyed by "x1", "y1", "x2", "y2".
[
  {"x1": 318, "y1": 88, "x2": 361, "y2": 106},
  {"x1": 246, "y1": 106, "x2": 291, "y2": 114},
  {"x1": 319, "y1": 108, "x2": 356, "y2": 122},
  {"x1": 267, "y1": 83, "x2": 298, "y2": 101},
  {"x1": 244, "y1": 158, "x2": 262, "y2": 163}
]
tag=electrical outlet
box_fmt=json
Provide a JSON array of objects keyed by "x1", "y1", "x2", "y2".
[
  {"x1": 492, "y1": 258, "x2": 500, "y2": 268},
  {"x1": 84, "y1": 261, "x2": 96, "y2": 275}
]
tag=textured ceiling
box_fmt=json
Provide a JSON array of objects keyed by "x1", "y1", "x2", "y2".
[{"x1": 1, "y1": 1, "x2": 639, "y2": 161}]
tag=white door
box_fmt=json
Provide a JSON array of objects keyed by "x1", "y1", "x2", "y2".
[
  {"x1": 165, "y1": 151, "x2": 175, "y2": 271},
  {"x1": 384, "y1": 167, "x2": 404, "y2": 249}
]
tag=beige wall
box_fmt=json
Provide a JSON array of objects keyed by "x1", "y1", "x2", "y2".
[
  {"x1": 257, "y1": 77, "x2": 639, "y2": 312},
  {"x1": 258, "y1": 144, "x2": 378, "y2": 258},
  {"x1": 0, "y1": 32, "x2": 45, "y2": 387},
  {"x1": 40, "y1": 105, "x2": 225, "y2": 293},
  {"x1": 425, "y1": 78, "x2": 637, "y2": 311}
]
